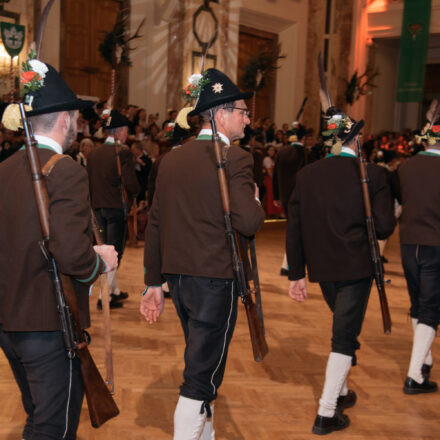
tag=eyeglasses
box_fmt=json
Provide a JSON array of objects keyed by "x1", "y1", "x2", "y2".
[{"x1": 232, "y1": 107, "x2": 251, "y2": 118}]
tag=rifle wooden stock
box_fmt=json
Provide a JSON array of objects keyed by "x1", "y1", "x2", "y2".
[
  {"x1": 61, "y1": 274, "x2": 119, "y2": 427},
  {"x1": 19, "y1": 103, "x2": 119, "y2": 427},
  {"x1": 210, "y1": 109, "x2": 268, "y2": 361},
  {"x1": 356, "y1": 138, "x2": 392, "y2": 334}
]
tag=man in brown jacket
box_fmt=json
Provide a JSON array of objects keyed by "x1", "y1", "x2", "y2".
[
  {"x1": 0, "y1": 62, "x2": 117, "y2": 439},
  {"x1": 87, "y1": 110, "x2": 140, "y2": 309},
  {"x1": 140, "y1": 68, "x2": 265, "y2": 439},
  {"x1": 287, "y1": 107, "x2": 395, "y2": 435},
  {"x1": 397, "y1": 113, "x2": 440, "y2": 395}
]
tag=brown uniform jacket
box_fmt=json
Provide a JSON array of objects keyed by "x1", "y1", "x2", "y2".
[
  {"x1": 144, "y1": 139, "x2": 265, "y2": 285},
  {"x1": 0, "y1": 146, "x2": 104, "y2": 331},
  {"x1": 87, "y1": 142, "x2": 140, "y2": 209},
  {"x1": 273, "y1": 142, "x2": 306, "y2": 208},
  {"x1": 287, "y1": 155, "x2": 396, "y2": 282},
  {"x1": 397, "y1": 152, "x2": 440, "y2": 246}
]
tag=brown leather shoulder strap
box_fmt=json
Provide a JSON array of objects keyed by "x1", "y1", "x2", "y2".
[{"x1": 42, "y1": 154, "x2": 71, "y2": 177}]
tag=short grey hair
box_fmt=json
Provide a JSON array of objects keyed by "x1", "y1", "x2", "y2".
[
  {"x1": 29, "y1": 110, "x2": 76, "y2": 133},
  {"x1": 199, "y1": 102, "x2": 235, "y2": 123}
]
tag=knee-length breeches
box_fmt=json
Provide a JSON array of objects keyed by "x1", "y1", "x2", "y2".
[
  {"x1": 167, "y1": 275, "x2": 238, "y2": 403},
  {"x1": 401, "y1": 244, "x2": 440, "y2": 330},
  {"x1": 319, "y1": 277, "x2": 373, "y2": 361}
]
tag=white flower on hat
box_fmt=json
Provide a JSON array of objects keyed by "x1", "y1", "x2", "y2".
[
  {"x1": 28, "y1": 59, "x2": 49, "y2": 78},
  {"x1": 188, "y1": 74, "x2": 202, "y2": 85}
]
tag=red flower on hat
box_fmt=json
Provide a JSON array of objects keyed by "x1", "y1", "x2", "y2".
[
  {"x1": 432, "y1": 125, "x2": 440, "y2": 133},
  {"x1": 21, "y1": 70, "x2": 40, "y2": 85},
  {"x1": 327, "y1": 123, "x2": 337, "y2": 130}
]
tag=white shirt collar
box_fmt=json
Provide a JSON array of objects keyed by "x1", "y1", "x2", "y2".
[
  {"x1": 425, "y1": 148, "x2": 440, "y2": 156},
  {"x1": 199, "y1": 128, "x2": 230, "y2": 146},
  {"x1": 341, "y1": 146, "x2": 357, "y2": 157},
  {"x1": 105, "y1": 136, "x2": 115, "y2": 144},
  {"x1": 34, "y1": 135, "x2": 63, "y2": 154}
]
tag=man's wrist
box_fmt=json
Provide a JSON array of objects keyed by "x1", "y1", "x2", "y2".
[{"x1": 142, "y1": 285, "x2": 161, "y2": 296}]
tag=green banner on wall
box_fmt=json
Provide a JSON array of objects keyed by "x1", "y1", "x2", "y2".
[{"x1": 397, "y1": 0, "x2": 431, "y2": 102}]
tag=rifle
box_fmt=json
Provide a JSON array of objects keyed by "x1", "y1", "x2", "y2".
[
  {"x1": 355, "y1": 137, "x2": 392, "y2": 334},
  {"x1": 19, "y1": 103, "x2": 119, "y2": 427},
  {"x1": 209, "y1": 109, "x2": 268, "y2": 362}
]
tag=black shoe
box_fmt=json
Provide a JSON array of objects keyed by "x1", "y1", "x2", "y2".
[
  {"x1": 337, "y1": 390, "x2": 357, "y2": 409},
  {"x1": 422, "y1": 364, "x2": 432, "y2": 380},
  {"x1": 381, "y1": 256, "x2": 388, "y2": 263},
  {"x1": 97, "y1": 298, "x2": 123, "y2": 310},
  {"x1": 312, "y1": 412, "x2": 350, "y2": 435},
  {"x1": 111, "y1": 291, "x2": 129, "y2": 301},
  {"x1": 163, "y1": 290, "x2": 171, "y2": 298},
  {"x1": 280, "y1": 268, "x2": 289, "y2": 277},
  {"x1": 403, "y1": 377, "x2": 438, "y2": 394}
]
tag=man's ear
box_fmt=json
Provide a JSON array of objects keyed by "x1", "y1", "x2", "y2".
[{"x1": 58, "y1": 111, "x2": 70, "y2": 132}]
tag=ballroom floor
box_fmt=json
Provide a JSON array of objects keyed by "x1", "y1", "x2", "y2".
[{"x1": 1, "y1": 221, "x2": 439, "y2": 439}]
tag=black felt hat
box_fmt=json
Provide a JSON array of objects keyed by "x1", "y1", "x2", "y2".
[
  {"x1": 24, "y1": 64, "x2": 94, "y2": 116},
  {"x1": 188, "y1": 68, "x2": 253, "y2": 116},
  {"x1": 105, "y1": 109, "x2": 130, "y2": 129},
  {"x1": 322, "y1": 106, "x2": 364, "y2": 154}
]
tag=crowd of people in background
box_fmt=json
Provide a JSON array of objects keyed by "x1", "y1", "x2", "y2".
[{"x1": 0, "y1": 102, "x2": 426, "y2": 221}]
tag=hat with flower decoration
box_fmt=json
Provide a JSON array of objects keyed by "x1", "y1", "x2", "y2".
[
  {"x1": 102, "y1": 109, "x2": 129, "y2": 130},
  {"x1": 317, "y1": 52, "x2": 363, "y2": 155},
  {"x1": 187, "y1": 68, "x2": 253, "y2": 116},
  {"x1": 22, "y1": 56, "x2": 94, "y2": 116},
  {"x1": 288, "y1": 121, "x2": 306, "y2": 143},
  {"x1": 413, "y1": 99, "x2": 440, "y2": 146},
  {"x1": 1, "y1": 51, "x2": 94, "y2": 130},
  {"x1": 321, "y1": 107, "x2": 364, "y2": 154}
]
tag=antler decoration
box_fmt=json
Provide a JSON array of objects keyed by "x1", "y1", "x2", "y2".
[
  {"x1": 318, "y1": 52, "x2": 333, "y2": 113},
  {"x1": 99, "y1": 8, "x2": 145, "y2": 69}
]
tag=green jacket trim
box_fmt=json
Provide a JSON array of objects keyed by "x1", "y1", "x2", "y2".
[
  {"x1": 325, "y1": 152, "x2": 356, "y2": 159},
  {"x1": 76, "y1": 254, "x2": 102, "y2": 283}
]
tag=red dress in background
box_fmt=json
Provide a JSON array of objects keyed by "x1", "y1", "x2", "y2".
[{"x1": 263, "y1": 157, "x2": 284, "y2": 216}]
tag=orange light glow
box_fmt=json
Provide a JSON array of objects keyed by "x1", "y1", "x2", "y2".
[
  {"x1": 368, "y1": 26, "x2": 392, "y2": 31},
  {"x1": 367, "y1": 0, "x2": 388, "y2": 13}
]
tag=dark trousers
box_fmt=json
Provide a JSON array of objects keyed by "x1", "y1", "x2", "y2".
[
  {"x1": 94, "y1": 208, "x2": 126, "y2": 263},
  {"x1": 0, "y1": 324, "x2": 34, "y2": 439},
  {"x1": 0, "y1": 329, "x2": 84, "y2": 440},
  {"x1": 167, "y1": 275, "x2": 238, "y2": 403},
  {"x1": 319, "y1": 277, "x2": 372, "y2": 362},
  {"x1": 401, "y1": 244, "x2": 440, "y2": 330}
]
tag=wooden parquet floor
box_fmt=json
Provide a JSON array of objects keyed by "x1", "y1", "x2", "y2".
[{"x1": 1, "y1": 222, "x2": 439, "y2": 439}]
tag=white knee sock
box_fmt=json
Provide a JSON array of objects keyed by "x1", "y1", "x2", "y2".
[
  {"x1": 106, "y1": 268, "x2": 120, "y2": 296},
  {"x1": 411, "y1": 318, "x2": 433, "y2": 366},
  {"x1": 407, "y1": 323, "x2": 436, "y2": 383},
  {"x1": 318, "y1": 352, "x2": 352, "y2": 418},
  {"x1": 281, "y1": 253, "x2": 288, "y2": 270},
  {"x1": 200, "y1": 403, "x2": 215, "y2": 440},
  {"x1": 174, "y1": 396, "x2": 207, "y2": 440},
  {"x1": 340, "y1": 380, "x2": 348, "y2": 397}
]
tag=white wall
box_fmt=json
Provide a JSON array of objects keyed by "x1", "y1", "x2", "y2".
[
  {"x1": 240, "y1": 0, "x2": 308, "y2": 128},
  {"x1": 129, "y1": 0, "x2": 169, "y2": 119}
]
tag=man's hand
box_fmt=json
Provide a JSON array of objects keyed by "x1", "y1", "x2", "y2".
[
  {"x1": 94, "y1": 244, "x2": 118, "y2": 272},
  {"x1": 288, "y1": 278, "x2": 307, "y2": 302},
  {"x1": 140, "y1": 286, "x2": 164, "y2": 324}
]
